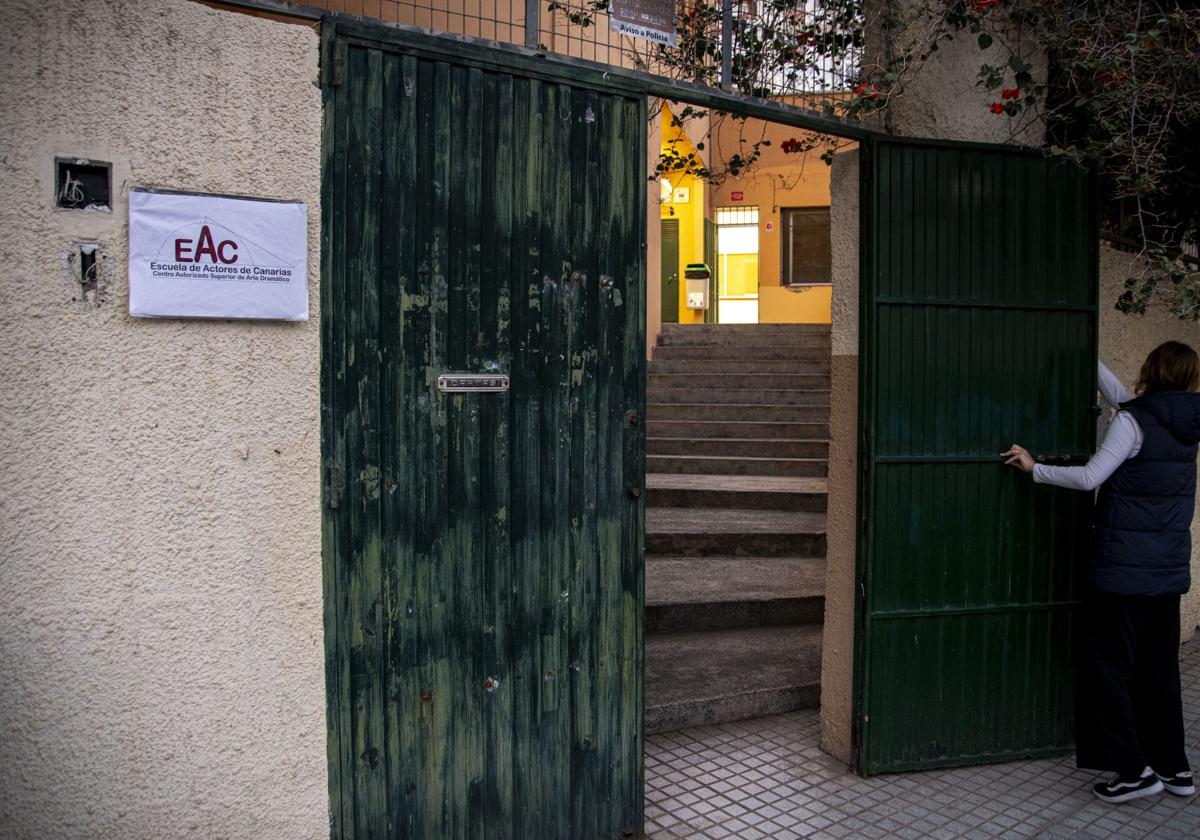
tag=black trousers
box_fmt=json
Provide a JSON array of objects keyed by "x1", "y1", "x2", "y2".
[{"x1": 1075, "y1": 592, "x2": 1190, "y2": 777}]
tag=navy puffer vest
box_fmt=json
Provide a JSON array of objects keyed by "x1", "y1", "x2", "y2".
[{"x1": 1091, "y1": 391, "x2": 1200, "y2": 596}]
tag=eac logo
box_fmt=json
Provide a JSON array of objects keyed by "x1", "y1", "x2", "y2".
[{"x1": 175, "y1": 224, "x2": 238, "y2": 264}]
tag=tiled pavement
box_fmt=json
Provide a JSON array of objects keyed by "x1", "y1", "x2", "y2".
[{"x1": 644, "y1": 639, "x2": 1200, "y2": 839}]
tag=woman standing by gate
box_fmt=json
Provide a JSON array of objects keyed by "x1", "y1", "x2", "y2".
[{"x1": 1003, "y1": 341, "x2": 1200, "y2": 804}]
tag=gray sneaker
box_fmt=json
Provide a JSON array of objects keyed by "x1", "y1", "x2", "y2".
[
  {"x1": 1155, "y1": 770, "x2": 1195, "y2": 796},
  {"x1": 1093, "y1": 767, "x2": 1164, "y2": 804}
]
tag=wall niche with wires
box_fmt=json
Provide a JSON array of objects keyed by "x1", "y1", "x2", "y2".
[
  {"x1": 62, "y1": 240, "x2": 112, "y2": 308},
  {"x1": 55, "y1": 158, "x2": 111, "y2": 211}
]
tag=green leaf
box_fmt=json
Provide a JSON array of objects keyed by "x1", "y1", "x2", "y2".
[
  {"x1": 1008, "y1": 55, "x2": 1032, "y2": 74},
  {"x1": 978, "y1": 33, "x2": 993, "y2": 50}
]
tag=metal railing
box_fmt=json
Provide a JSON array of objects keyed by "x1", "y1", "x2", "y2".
[
  {"x1": 536, "y1": 0, "x2": 863, "y2": 106},
  {"x1": 286, "y1": 0, "x2": 865, "y2": 110},
  {"x1": 297, "y1": 0, "x2": 530, "y2": 46}
]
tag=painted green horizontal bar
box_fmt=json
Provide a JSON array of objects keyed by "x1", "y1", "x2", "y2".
[
  {"x1": 874, "y1": 297, "x2": 1097, "y2": 313},
  {"x1": 862, "y1": 744, "x2": 1073, "y2": 777},
  {"x1": 871, "y1": 134, "x2": 1051, "y2": 157},
  {"x1": 872, "y1": 455, "x2": 1089, "y2": 465},
  {"x1": 868, "y1": 600, "x2": 1081, "y2": 620}
]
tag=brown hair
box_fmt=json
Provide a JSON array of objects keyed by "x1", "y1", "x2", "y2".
[{"x1": 1135, "y1": 341, "x2": 1200, "y2": 395}]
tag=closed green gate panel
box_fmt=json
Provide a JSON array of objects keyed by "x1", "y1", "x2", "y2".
[
  {"x1": 660, "y1": 218, "x2": 679, "y2": 323},
  {"x1": 321, "y1": 27, "x2": 645, "y2": 838},
  {"x1": 703, "y1": 217, "x2": 718, "y2": 324},
  {"x1": 857, "y1": 139, "x2": 1098, "y2": 773}
]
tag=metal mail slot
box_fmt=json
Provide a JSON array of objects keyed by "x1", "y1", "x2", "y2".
[{"x1": 437, "y1": 373, "x2": 510, "y2": 393}]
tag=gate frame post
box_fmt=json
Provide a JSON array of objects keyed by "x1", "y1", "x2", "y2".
[
  {"x1": 525, "y1": 0, "x2": 540, "y2": 47},
  {"x1": 721, "y1": 0, "x2": 733, "y2": 91}
]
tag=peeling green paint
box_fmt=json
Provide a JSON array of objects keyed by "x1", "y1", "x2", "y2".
[{"x1": 322, "y1": 28, "x2": 646, "y2": 840}]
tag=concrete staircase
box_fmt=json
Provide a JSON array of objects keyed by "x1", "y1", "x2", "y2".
[{"x1": 645, "y1": 323, "x2": 830, "y2": 734}]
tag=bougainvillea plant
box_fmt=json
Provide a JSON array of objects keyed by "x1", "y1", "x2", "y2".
[
  {"x1": 868, "y1": 0, "x2": 1200, "y2": 319},
  {"x1": 545, "y1": 0, "x2": 1199, "y2": 318},
  {"x1": 547, "y1": 0, "x2": 868, "y2": 185}
]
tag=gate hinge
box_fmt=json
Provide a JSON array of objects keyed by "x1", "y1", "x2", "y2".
[
  {"x1": 327, "y1": 55, "x2": 345, "y2": 88},
  {"x1": 326, "y1": 464, "x2": 345, "y2": 510}
]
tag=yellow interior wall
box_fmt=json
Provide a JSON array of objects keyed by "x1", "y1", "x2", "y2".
[
  {"x1": 660, "y1": 106, "x2": 707, "y2": 324},
  {"x1": 759, "y1": 285, "x2": 833, "y2": 323},
  {"x1": 720, "y1": 253, "x2": 759, "y2": 297},
  {"x1": 709, "y1": 118, "x2": 849, "y2": 324}
]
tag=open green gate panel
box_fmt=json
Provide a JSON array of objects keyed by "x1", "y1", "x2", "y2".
[
  {"x1": 321, "y1": 23, "x2": 646, "y2": 839},
  {"x1": 856, "y1": 139, "x2": 1099, "y2": 774}
]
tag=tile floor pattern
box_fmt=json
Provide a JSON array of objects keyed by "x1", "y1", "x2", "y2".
[{"x1": 644, "y1": 640, "x2": 1200, "y2": 839}]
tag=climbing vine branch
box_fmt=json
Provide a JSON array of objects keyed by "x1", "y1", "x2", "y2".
[{"x1": 545, "y1": 0, "x2": 1200, "y2": 318}]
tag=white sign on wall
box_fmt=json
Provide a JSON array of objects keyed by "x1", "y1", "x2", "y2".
[
  {"x1": 129, "y1": 190, "x2": 308, "y2": 320},
  {"x1": 609, "y1": 0, "x2": 677, "y2": 46}
]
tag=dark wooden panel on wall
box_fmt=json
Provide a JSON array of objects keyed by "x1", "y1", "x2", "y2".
[
  {"x1": 856, "y1": 139, "x2": 1098, "y2": 774},
  {"x1": 321, "y1": 30, "x2": 646, "y2": 839}
]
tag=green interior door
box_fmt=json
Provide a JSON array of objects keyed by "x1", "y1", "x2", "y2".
[
  {"x1": 703, "y1": 216, "x2": 718, "y2": 324},
  {"x1": 856, "y1": 138, "x2": 1098, "y2": 773},
  {"x1": 321, "y1": 26, "x2": 645, "y2": 837},
  {"x1": 660, "y1": 218, "x2": 679, "y2": 323}
]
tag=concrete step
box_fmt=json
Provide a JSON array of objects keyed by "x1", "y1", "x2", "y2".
[
  {"x1": 649, "y1": 358, "x2": 831, "y2": 375},
  {"x1": 661, "y1": 323, "x2": 830, "y2": 335},
  {"x1": 650, "y1": 387, "x2": 831, "y2": 406},
  {"x1": 648, "y1": 372, "x2": 832, "y2": 391},
  {"x1": 646, "y1": 419, "x2": 829, "y2": 440},
  {"x1": 646, "y1": 474, "x2": 827, "y2": 512},
  {"x1": 646, "y1": 508, "x2": 827, "y2": 556},
  {"x1": 647, "y1": 454, "x2": 828, "y2": 478},
  {"x1": 653, "y1": 345, "x2": 831, "y2": 362},
  {"x1": 647, "y1": 437, "x2": 829, "y2": 459},
  {"x1": 647, "y1": 403, "x2": 829, "y2": 422},
  {"x1": 645, "y1": 624, "x2": 823, "y2": 734},
  {"x1": 659, "y1": 333, "x2": 832, "y2": 348},
  {"x1": 645, "y1": 556, "x2": 826, "y2": 632}
]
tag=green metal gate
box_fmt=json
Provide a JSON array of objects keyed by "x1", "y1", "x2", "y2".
[
  {"x1": 321, "y1": 23, "x2": 646, "y2": 838},
  {"x1": 855, "y1": 138, "x2": 1099, "y2": 773},
  {"x1": 660, "y1": 218, "x2": 680, "y2": 323}
]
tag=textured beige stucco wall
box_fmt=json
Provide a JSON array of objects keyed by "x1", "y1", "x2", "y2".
[
  {"x1": 862, "y1": 0, "x2": 1046, "y2": 146},
  {"x1": 819, "y1": 149, "x2": 860, "y2": 764},
  {"x1": 1097, "y1": 246, "x2": 1200, "y2": 638},
  {"x1": 0, "y1": 2, "x2": 327, "y2": 839}
]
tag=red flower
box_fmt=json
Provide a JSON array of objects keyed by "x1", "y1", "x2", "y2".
[
  {"x1": 1001, "y1": 88, "x2": 1020, "y2": 100},
  {"x1": 990, "y1": 102, "x2": 1005, "y2": 114},
  {"x1": 854, "y1": 82, "x2": 881, "y2": 101},
  {"x1": 975, "y1": 0, "x2": 1000, "y2": 12}
]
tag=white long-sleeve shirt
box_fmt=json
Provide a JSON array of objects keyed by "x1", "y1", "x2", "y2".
[{"x1": 1032, "y1": 362, "x2": 1144, "y2": 491}]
